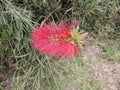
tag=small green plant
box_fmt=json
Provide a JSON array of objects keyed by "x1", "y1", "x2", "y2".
[{"x1": 101, "y1": 40, "x2": 120, "y2": 61}]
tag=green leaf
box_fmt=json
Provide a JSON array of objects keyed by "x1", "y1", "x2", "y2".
[
  {"x1": 78, "y1": 42, "x2": 83, "y2": 49},
  {"x1": 78, "y1": 32, "x2": 88, "y2": 41},
  {"x1": 0, "y1": 24, "x2": 8, "y2": 38},
  {"x1": 72, "y1": 30, "x2": 78, "y2": 40}
]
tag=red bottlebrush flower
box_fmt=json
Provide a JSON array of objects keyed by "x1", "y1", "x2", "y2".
[{"x1": 31, "y1": 21, "x2": 88, "y2": 58}]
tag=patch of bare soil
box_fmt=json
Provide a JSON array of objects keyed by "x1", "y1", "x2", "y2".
[
  {"x1": 83, "y1": 43, "x2": 120, "y2": 90},
  {"x1": 91, "y1": 61, "x2": 120, "y2": 90},
  {"x1": 0, "y1": 71, "x2": 12, "y2": 90}
]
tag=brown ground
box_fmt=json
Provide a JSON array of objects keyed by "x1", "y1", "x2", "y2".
[
  {"x1": 83, "y1": 43, "x2": 120, "y2": 90},
  {"x1": 91, "y1": 60, "x2": 120, "y2": 90},
  {"x1": 0, "y1": 71, "x2": 12, "y2": 90}
]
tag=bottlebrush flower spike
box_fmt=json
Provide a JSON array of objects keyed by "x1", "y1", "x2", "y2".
[{"x1": 31, "y1": 21, "x2": 88, "y2": 58}]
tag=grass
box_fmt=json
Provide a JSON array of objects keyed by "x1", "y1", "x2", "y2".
[
  {"x1": 99, "y1": 39, "x2": 120, "y2": 61},
  {"x1": 0, "y1": 0, "x2": 120, "y2": 90}
]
